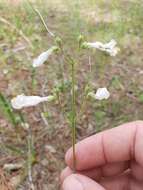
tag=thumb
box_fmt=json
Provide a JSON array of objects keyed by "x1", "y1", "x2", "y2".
[{"x1": 62, "y1": 174, "x2": 105, "y2": 190}]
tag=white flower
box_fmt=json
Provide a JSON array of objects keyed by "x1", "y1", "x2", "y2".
[
  {"x1": 32, "y1": 46, "x2": 57, "y2": 68},
  {"x1": 11, "y1": 94, "x2": 55, "y2": 109},
  {"x1": 3, "y1": 69, "x2": 9, "y2": 75},
  {"x1": 88, "y1": 87, "x2": 110, "y2": 100},
  {"x1": 84, "y1": 39, "x2": 120, "y2": 56}
]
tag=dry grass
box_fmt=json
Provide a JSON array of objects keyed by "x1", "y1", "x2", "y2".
[{"x1": 0, "y1": 169, "x2": 13, "y2": 190}]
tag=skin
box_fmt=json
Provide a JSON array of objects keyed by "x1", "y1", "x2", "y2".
[{"x1": 61, "y1": 121, "x2": 143, "y2": 190}]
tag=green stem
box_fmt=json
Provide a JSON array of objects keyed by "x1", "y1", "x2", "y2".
[
  {"x1": 34, "y1": 8, "x2": 55, "y2": 37},
  {"x1": 78, "y1": 88, "x2": 88, "y2": 119},
  {"x1": 58, "y1": 49, "x2": 65, "y2": 86},
  {"x1": 79, "y1": 56, "x2": 92, "y2": 120},
  {"x1": 27, "y1": 1, "x2": 55, "y2": 38},
  {"x1": 71, "y1": 61, "x2": 76, "y2": 172},
  {"x1": 27, "y1": 126, "x2": 35, "y2": 189}
]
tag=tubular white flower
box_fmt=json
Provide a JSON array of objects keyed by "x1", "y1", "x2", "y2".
[
  {"x1": 84, "y1": 39, "x2": 120, "y2": 56},
  {"x1": 11, "y1": 94, "x2": 55, "y2": 109},
  {"x1": 32, "y1": 46, "x2": 58, "y2": 68},
  {"x1": 95, "y1": 87, "x2": 110, "y2": 100},
  {"x1": 88, "y1": 87, "x2": 110, "y2": 100}
]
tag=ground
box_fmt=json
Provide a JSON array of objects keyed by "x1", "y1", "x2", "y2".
[{"x1": 0, "y1": 0, "x2": 143, "y2": 189}]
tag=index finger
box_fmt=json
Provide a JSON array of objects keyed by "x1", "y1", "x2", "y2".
[{"x1": 65, "y1": 121, "x2": 143, "y2": 170}]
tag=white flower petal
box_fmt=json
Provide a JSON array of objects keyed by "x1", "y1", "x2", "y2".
[
  {"x1": 32, "y1": 46, "x2": 57, "y2": 68},
  {"x1": 88, "y1": 88, "x2": 110, "y2": 101},
  {"x1": 104, "y1": 39, "x2": 117, "y2": 49},
  {"x1": 85, "y1": 41, "x2": 103, "y2": 49},
  {"x1": 95, "y1": 87, "x2": 110, "y2": 100},
  {"x1": 108, "y1": 47, "x2": 119, "y2": 56},
  {"x1": 11, "y1": 94, "x2": 55, "y2": 109},
  {"x1": 85, "y1": 39, "x2": 119, "y2": 56}
]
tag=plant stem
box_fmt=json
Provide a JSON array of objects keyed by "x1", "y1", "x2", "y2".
[
  {"x1": 79, "y1": 56, "x2": 92, "y2": 120},
  {"x1": 27, "y1": 0, "x2": 55, "y2": 37},
  {"x1": 71, "y1": 60, "x2": 76, "y2": 172},
  {"x1": 34, "y1": 8, "x2": 55, "y2": 38},
  {"x1": 27, "y1": 126, "x2": 35, "y2": 190}
]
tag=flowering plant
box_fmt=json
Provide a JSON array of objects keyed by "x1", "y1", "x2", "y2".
[{"x1": 9, "y1": 7, "x2": 119, "y2": 188}]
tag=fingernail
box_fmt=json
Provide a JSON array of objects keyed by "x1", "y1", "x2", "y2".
[{"x1": 63, "y1": 175, "x2": 83, "y2": 190}]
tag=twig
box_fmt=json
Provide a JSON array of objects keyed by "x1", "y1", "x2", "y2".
[
  {"x1": 40, "y1": 112, "x2": 49, "y2": 128},
  {"x1": 71, "y1": 58, "x2": 77, "y2": 172},
  {"x1": 27, "y1": 127, "x2": 35, "y2": 190},
  {"x1": 34, "y1": 8, "x2": 55, "y2": 38},
  {"x1": 79, "y1": 56, "x2": 92, "y2": 119}
]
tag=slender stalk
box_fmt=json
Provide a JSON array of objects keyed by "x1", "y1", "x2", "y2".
[
  {"x1": 34, "y1": 8, "x2": 55, "y2": 38},
  {"x1": 59, "y1": 48, "x2": 65, "y2": 87},
  {"x1": 78, "y1": 87, "x2": 88, "y2": 119},
  {"x1": 79, "y1": 56, "x2": 92, "y2": 119},
  {"x1": 31, "y1": 68, "x2": 36, "y2": 91},
  {"x1": 27, "y1": 0, "x2": 55, "y2": 37},
  {"x1": 27, "y1": 126, "x2": 35, "y2": 190},
  {"x1": 19, "y1": 112, "x2": 35, "y2": 189},
  {"x1": 71, "y1": 60, "x2": 76, "y2": 172}
]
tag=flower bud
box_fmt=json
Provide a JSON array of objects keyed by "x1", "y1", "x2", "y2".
[
  {"x1": 78, "y1": 35, "x2": 84, "y2": 48},
  {"x1": 55, "y1": 36, "x2": 62, "y2": 47}
]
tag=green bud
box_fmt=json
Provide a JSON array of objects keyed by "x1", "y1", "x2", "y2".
[
  {"x1": 78, "y1": 35, "x2": 84, "y2": 49},
  {"x1": 55, "y1": 36, "x2": 62, "y2": 47},
  {"x1": 47, "y1": 95, "x2": 56, "y2": 102},
  {"x1": 87, "y1": 92, "x2": 96, "y2": 99},
  {"x1": 78, "y1": 34, "x2": 84, "y2": 42},
  {"x1": 52, "y1": 46, "x2": 60, "y2": 53},
  {"x1": 81, "y1": 42, "x2": 89, "y2": 49}
]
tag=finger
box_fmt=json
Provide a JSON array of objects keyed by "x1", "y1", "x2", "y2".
[
  {"x1": 131, "y1": 160, "x2": 143, "y2": 181},
  {"x1": 61, "y1": 167, "x2": 73, "y2": 182},
  {"x1": 61, "y1": 161, "x2": 129, "y2": 182},
  {"x1": 66, "y1": 121, "x2": 143, "y2": 170},
  {"x1": 100, "y1": 173, "x2": 143, "y2": 190},
  {"x1": 62, "y1": 174, "x2": 106, "y2": 190},
  {"x1": 62, "y1": 172, "x2": 143, "y2": 190},
  {"x1": 61, "y1": 167, "x2": 101, "y2": 183},
  {"x1": 100, "y1": 173, "x2": 129, "y2": 190},
  {"x1": 101, "y1": 161, "x2": 129, "y2": 177}
]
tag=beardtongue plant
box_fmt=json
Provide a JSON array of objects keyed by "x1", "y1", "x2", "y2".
[
  {"x1": 10, "y1": 7, "x2": 119, "y2": 188},
  {"x1": 83, "y1": 39, "x2": 120, "y2": 56},
  {"x1": 11, "y1": 94, "x2": 55, "y2": 189},
  {"x1": 11, "y1": 94, "x2": 55, "y2": 109},
  {"x1": 32, "y1": 46, "x2": 58, "y2": 68}
]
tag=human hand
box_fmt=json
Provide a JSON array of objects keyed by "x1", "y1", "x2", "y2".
[{"x1": 61, "y1": 121, "x2": 143, "y2": 190}]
